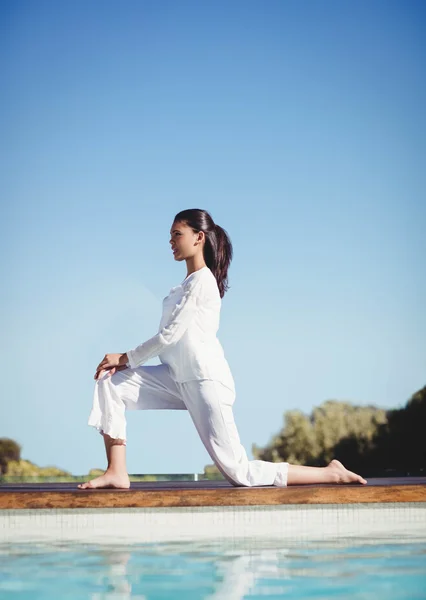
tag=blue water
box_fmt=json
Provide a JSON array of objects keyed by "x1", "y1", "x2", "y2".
[{"x1": 0, "y1": 538, "x2": 425, "y2": 599}]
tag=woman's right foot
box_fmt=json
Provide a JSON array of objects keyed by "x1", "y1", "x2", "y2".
[
  {"x1": 77, "y1": 470, "x2": 131, "y2": 489},
  {"x1": 327, "y1": 459, "x2": 367, "y2": 485}
]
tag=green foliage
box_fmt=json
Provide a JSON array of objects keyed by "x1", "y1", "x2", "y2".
[
  {"x1": 3, "y1": 459, "x2": 39, "y2": 478},
  {"x1": 311, "y1": 400, "x2": 387, "y2": 464},
  {"x1": 130, "y1": 475, "x2": 158, "y2": 482},
  {"x1": 0, "y1": 438, "x2": 21, "y2": 475},
  {"x1": 252, "y1": 401, "x2": 386, "y2": 467},
  {"x1": 252, "y1": 388, "x2": 425, "y2": 475},
  {"x1": 87, "y1": 469, "x2": 104, "y2": 478},
  {"x1": 3, "y1": 386, "x2": 424, "y2": 482},
  {"x1": 202, "y1": 463, "x2": 225, "y2": 480},
  {"x1": 3, "y1": 459, "x2": 72, "y2": 481},
  {"x1": 253, "y1": 409, "x2": 319, "y2": 465}
]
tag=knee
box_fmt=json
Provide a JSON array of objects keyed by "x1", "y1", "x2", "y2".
[
  {"x1": 221, "y1": 465, "x2": 253, "y2": 487},
  {"x1": 96, "y1": 372, "x2": 111, "y2": 385}
]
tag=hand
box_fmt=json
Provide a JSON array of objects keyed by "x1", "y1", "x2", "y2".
[{"x1": 95, "y1": 353, "x2": 128, "y2": 380}]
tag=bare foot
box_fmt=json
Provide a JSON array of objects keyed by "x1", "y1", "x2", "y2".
[
  {"x1": 77, "y1": 470, "x2": 131, "y2": 490},
  {"x1": 327, "y1": 459, "x2": 367, "y2": 485}
]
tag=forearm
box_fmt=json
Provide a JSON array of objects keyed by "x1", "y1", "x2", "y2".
[{"x1": 126, "y1": 335, "x2": 163, "y2": 369}]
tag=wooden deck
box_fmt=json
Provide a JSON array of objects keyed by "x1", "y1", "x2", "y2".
[{"x1": 1, "y1": 477, "x2": 425, "y2": 509}]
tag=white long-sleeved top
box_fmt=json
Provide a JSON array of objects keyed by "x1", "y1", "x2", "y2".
[{"x1": 126, "y1": 266, "x2": 235, "y2": 392}]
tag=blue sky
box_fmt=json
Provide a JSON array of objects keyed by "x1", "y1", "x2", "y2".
[{"x1": 1, "y1": 0, "x2": 425, "y2": 476}]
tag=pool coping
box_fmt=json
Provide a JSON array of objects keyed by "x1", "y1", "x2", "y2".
[{"x1": 1, "y1": 477, "x2": 425, "y2": 509}]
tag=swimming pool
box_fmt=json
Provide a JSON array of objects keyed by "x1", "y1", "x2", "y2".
[
  {"x1": 1, "y1": 537, "x2": 425, "y2": 599},
  {"x1": 1, "y1": 480, "x2": 425, "y2": 598}
]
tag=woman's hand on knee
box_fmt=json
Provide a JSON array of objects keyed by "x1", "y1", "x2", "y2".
[{"x1": 95, "y1": 353, "x2": 128, "y2": 380}]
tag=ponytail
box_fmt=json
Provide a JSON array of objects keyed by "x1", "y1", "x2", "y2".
[{"x1": 173, "y1": 209, "x2": 233, "y2": 298}]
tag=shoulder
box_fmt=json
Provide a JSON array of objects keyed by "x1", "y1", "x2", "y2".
[
  {"x1": 198, "y1": 268, "x2": 221, "y2": 300},
  {"x1": 182, "y1": 267, "x2": 219, "y2": 298}
]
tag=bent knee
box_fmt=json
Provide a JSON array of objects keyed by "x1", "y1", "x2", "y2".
[{"x1": 221, "y1": 465, "x2": 254, "y2": 487}]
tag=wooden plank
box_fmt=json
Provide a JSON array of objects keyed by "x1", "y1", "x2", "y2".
[{"x1": 1, "y1": 482, "x2": 425, "y2": 509}]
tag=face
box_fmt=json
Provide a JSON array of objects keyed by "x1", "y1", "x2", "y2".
[{"x1": 169, "y1": 221, "x2": 204, "y2": 261}]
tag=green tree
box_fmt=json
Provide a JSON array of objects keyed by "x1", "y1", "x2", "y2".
[
  {"x1": 312, "y1": 400, "x2": 386, "y2": 464},
  {"x1": 253, "y1": 410, "x2": 318, "y2": 465},
  {"x1": 0, "y1": 438, "x2": 21, "y2": 475},
  {"x1": 202, "y1": 463, "x2": 225, "y2": 480},
  {"x1": 252, "y1": 400, "x2": 387, "y2": 468},
  {"x1": 5, "y1": 459, "x2": 42, "y2": 477},
  {"x1": 4, "y1": 459, "x2": 72, "y2": 479}
]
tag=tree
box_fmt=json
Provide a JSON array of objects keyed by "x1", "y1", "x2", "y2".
[
  {"x1": 366, "y1": 385, "x2": 426, "y2": 472},
  {"x1": 251, "y1": 387, "x2": 425, "y2": 475},
  {"x1": 0, "y1": 438, "x2": 21, "y2": 475},
  {"x1": 252, "y1": 400, "x2": 387, "y2": 469},
  {"x1": 202, "y1": 463, "x2": 225, "y2": 480},
  {"x1": 253, "y1": 410, "x2": 318, "y2": 465},
  {"x1": 311, "y1": 400, "x2": 386, "y2": 465}
]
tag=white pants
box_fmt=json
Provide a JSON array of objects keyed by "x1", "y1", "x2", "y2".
[{"x1": 87, "y1": 364, "x2": 289, "y2": 487}]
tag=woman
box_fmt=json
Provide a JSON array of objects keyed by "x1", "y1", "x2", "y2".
[{"x1": 78, "y1": 209, "x2": 367, "y2": 490}]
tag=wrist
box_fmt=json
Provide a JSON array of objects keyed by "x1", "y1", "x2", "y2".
[{"x1": 119, "y1": 353, "x2": 129, "y2": 367}]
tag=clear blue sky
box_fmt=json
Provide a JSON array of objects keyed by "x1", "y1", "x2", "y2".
[{"x1": 1, "y1": 0, "x2": 425, "y2": 476}]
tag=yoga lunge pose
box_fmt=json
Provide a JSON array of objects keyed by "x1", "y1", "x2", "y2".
[{"x1": 78, "y1": 209, "x2": 367, "y2": 490}]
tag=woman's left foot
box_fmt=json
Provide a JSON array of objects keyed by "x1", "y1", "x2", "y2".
[
  {"x1": 327, "y1": 459, "x2": 367, "y2": 485},
  {"x1": 77, "y1": 470, "x2": 130, "y2": 489}
]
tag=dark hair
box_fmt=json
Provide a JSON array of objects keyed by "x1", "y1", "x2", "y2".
[{"x1": 173, "y1": 209, "x2": 233, "y2": 298}]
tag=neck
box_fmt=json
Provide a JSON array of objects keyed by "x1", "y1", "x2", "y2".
[{"x1": 185, "y1": 257, "x2": 207, "y2": 278}]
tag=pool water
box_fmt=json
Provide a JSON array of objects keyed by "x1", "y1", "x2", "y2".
[{"x1": 0, "y1": 537, "x2": 425, "y2": 599}]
